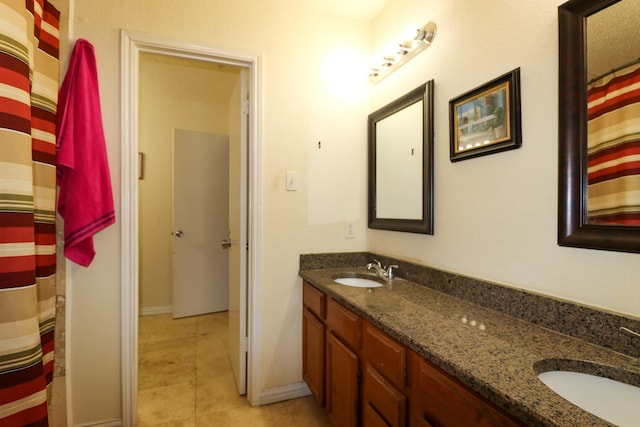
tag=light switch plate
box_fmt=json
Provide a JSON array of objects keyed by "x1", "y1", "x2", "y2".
[{"x1": 286, "y1": 171, "x2": 298, "y2": 191}]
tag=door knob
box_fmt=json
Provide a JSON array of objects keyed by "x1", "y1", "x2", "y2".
[
  {"x1": 221, "y1": 239, "x2": 232, "y2": 249},
  {"x1": 174, "y1": 230, "x2": 184, "y2": 237}
]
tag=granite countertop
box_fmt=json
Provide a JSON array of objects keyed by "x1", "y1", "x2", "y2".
[{"x1": 299, "y1": 267, "x2": 640, "y2": 427}]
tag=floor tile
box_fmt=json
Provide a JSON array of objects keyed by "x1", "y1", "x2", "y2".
[
  {"x1": 195, "y1": 373, "x2": 246, "y2": 414},
  {"x1": 136, "y1": 418, "x2": 195, "y2": 427},
  {"x1": 196, "y1": 351, "x2": 232, "y2": 380},
  {"x1": 263, "y1": 396, "x2": 331, "y2": 427},
  {"x1": 195, "y1": 405, "x2": 272, "y2": 427},
  {"x1": 137, "y1": 312, "x2": 330, "y2": 426},
  {"x1": 137, "y1": 382, "x2": 195, "y2": 425}
]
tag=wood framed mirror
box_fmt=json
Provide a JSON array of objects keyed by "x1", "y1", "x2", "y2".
[
  {"x1": 368, "y1": 81, "x2": 434, "y2": 234},
  {"x1": 558, "y1": 0, "x2": 640, "y2": 253}
]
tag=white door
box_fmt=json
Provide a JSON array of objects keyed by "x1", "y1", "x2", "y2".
[
  {"x1": 227, "y1": 70, "x2": 249, "y2": 394},
  {"x1": 172, "y1": 129, "x2": 229, "y2": 318}
]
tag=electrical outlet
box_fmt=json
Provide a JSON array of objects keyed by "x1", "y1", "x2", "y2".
[{"x1": 345, "y1": 221, "x2": 355, "y2": 239}]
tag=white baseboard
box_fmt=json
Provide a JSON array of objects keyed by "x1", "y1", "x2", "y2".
[
  {"x1": 260, "y1": 381, "x2": 311, "y2": 405},
  {"x1": 139, "y1": 305, "x2": 172, "y2": 316}
]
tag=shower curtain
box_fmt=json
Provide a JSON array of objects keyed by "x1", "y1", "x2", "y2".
[
  {"x1": 0, "y1": 0, "x2": 60, "y2": 425},
  {"x1": 587, "y1": 63, "x2": 640, "y2": 225}
]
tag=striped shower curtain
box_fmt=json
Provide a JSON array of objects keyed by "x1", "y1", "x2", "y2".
[
  {"x1": 587, "y1": 63, "x2": 640, "y2": 225},
  {"x1": 0, "y1": 0, "x2": 60, "y2": 425}
]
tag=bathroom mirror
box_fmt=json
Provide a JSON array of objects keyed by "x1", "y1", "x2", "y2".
[
  {"x1": 558, "y1": 0, "x2": 640, "y2": 253},
  {"x1": 368, "y1": 81, "x2": 434, "y2": 234}
]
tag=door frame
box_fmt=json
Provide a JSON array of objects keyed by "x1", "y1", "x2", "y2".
[{"x1": 120, "y1": 30, "x2": 262, "y2": 426}]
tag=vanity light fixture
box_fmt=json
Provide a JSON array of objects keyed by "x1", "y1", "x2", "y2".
[{"x1": 369, "y1": 21, "x2": 437, "y2": 83}]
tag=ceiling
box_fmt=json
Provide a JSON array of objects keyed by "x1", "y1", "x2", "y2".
[
  {"x1": 587, "y1": 0, "x2": 640, "y2": 81},
  {"x1": 139, "y1": 53, "x2": 241, "y2": 104},
  {"x1": 137, "y1": 0, "x2": 391, "y2": 104},
  {"x1": 291, "y1": 0, "x2": 389, "y2": 20}
]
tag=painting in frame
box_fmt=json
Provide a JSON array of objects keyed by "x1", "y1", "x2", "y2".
[{"x1": 449, "y1": 68, "x2": 521, "y2": 162}]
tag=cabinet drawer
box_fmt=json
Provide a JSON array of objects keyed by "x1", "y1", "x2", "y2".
[
  {"x1": 362, "y1": 363, "x2": 406, "y2": 427},
  {"x1": 363, "y1": 321, "x2": 406, "y2": 389},
  {"x1": 415, "y1": 357, "x2": 523, "y2": 427},
  {"x1": 326, "y1": 298, "x2": 361, "y2": 350},
  {"x1": 363, "y1": 403, "x2": 392, "y2": 427},
  {"x1": 303, "y1": 281, "x2": 325, "y2": 319}
]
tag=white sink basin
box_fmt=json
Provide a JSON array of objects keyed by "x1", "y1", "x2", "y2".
[
  {"x1": 334, "y1": 277, "x2": 384, "y2": 288},
  {"x1": 537, "y1": 370, "x2": 640, "y2": 426}
]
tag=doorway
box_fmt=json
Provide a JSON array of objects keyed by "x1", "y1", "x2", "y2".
[
  {"x1": 121, "y1": 32, "x2": 262, "y2": 426},
  {"x1": 138, "y1": 52, "x2": 237, "y2": 319}
]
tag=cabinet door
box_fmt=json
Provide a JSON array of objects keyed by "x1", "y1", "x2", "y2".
[
  {"x1": 303, "y1": 307, "x2": 325, "y2": 405},
  {"x1": 362, "y1": 363, "x2": 406, "y2": 427},
  {"x1": 326, "y1": 331, "x2": 359, "y2": 427}
]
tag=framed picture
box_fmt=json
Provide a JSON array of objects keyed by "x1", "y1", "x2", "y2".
[{"x1": 449, "y1": 68, "x2": 521, "y2": 162}]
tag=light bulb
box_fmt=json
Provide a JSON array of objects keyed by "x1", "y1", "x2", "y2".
[
  {"x1": 383, "y1": 55, "x2": 398, "y2": 66},
  {"x1": 401, "y1": 24, "x2": 420, "y2": 41},
  {"x1": 398, "y1": 40, "x2": 415, "y2": 54}
]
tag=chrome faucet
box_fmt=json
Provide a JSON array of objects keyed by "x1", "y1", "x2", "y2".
[
  {"x1": 386, "y1": 264, "x2": 399, "y2": 279},
  {"x1": 367, "y1": 259, "x2": 399, "y2": 279},
  {"x1": 619, "y1": 326, "x2": 640, "y2": 364},
  {"x1": 366, "y1": 259, "x2": 385, "y2": 277}
]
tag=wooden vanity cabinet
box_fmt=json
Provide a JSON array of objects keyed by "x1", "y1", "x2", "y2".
[
  {"x1": 302, "y1": 280, "x2": 524, "y2": 427},
  {"x1": 303, "y1": 281, "x2": 360, "y2": 427}
]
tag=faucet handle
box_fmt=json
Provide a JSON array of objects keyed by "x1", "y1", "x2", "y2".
[
  {"x1": 620, "y1": 327, "x2": 640, "y2": 364},
  {"x1": 620, "y1": 326, "x2": 640, "y2": 339},
  {"x1": 386, "y1": 265, "x2": 399, "y2": 279},
  {"x1": 373, "y1": 259, "x2": 382, "y2": 267}
]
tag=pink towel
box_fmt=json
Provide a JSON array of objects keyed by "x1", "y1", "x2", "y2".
[{"x1": 56, "y1": 39, "x2": 115, "y2": 267}]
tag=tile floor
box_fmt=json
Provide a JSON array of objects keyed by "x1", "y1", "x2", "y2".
[{"x1": 137, "y1": 312, "x2": 330, "y2": 426}]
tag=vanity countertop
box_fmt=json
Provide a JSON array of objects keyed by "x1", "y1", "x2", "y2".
[{"x1": 299, "y1": 267, "x2": 640, "y2": 427}]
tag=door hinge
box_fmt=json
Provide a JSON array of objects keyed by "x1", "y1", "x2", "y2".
[
  {"x1": 241, "y1": 336, "x2": 249, "y2": 353},
  {"x1": 242, "y1": 99, "x2": 249, "y2": 115}
]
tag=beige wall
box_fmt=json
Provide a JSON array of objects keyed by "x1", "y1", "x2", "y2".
[
  {"x1": 138, "y1": 53, "x2": 239, "y2": 311},
  {"x1": 63, "y1": 0, "x2": 640, "y2": 424},
  {"x1": 67, "y1": 0, "x2": 370, "y2": 423},
  {"x1": 368, "y1": 0, "x2": 640, "y2": 317}
]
